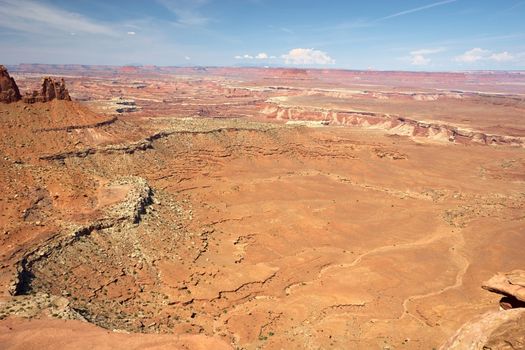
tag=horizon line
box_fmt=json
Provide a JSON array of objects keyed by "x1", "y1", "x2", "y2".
[{"x1": 4, "y1": 63, "x2": 525, "y2": 74}]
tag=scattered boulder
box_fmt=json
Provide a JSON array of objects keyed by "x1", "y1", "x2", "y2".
[
  {"x1": 0, "y1": 65, "x2": 21, "y2": 103},
  {"x1": 23, "y1": 77, "x2": 71, "y2": 103}
]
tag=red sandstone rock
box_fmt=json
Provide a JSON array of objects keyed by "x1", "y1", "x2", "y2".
[
  {"x1": 0, "y1": 65, "x2": 21, "y2": 103},
  {"x1": 440, "y1": 308, "x2": 525, "y2": 350},
  {"x1": 441, "y1": 271, "x2": 525, "y2": 349},
  {"x1": 482, "y1": 270, "x2": 525, "y2": 303},
  {"x1": 23, "y1": 77, "x2": 71, "y2": 103}
]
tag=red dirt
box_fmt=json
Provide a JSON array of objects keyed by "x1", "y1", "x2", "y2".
[
  {"x1": 0, "y1": 317, "x2": 231, "y2": 350},
  {"x1": 0, "y1": 65, "x2": 524, "y2": 349}
]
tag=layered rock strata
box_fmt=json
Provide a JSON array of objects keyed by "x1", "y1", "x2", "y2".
[{"x1": 23, "y1": 77, "x2": 71, "y2": 103}]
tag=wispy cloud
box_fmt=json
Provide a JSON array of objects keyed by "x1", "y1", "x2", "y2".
[
  {"x1": 410, "y1": 48, "x2": 445, "y2": 55},
  {"x1": 280, "y1": 27, "x2": 294, "y2": 35},
  {"x1": 235, "y1": 53, "x2": 275, "y2": 60},
  {"x1": 235, "y1": 49, "x2": 334, "y2": 65},
  {"x1": 0, "y1": 0, "x2": 117, "y2": 36},
  {"x1": 378, "y1": 0, "x2": 457, "y2": 21},
  {"x1": 157, "y1": 0, "x2": 210, "y2": 26},
  {"x1": 268, "y1": 25, "x2": 295, "y2": 35},
  {"x1": 489, "y1": 51, "x2": 515, "y2": 62},
  {"x1": 500, "y1": 0, "x2": 525, "y2": 13},
  {"x1": 455, "y1": 48, "x2": 518, "y2": 63}
]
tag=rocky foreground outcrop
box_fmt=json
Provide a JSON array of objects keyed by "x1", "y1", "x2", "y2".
[
  {"x1": 441, "y1": 270, "x2": 525, "y2": 349},
  {"x1": 23, "y1": 77, "x2": 71, "y2": 103},
  {"x1": 0, "y1": 65, "x2": 21, "y2": 103},
  {"x1": 482, "y1": 270, "x2": 525, "y2": 309},
  {"x1": 441, "y1": 308, "x2": 525, "y2": 350}
]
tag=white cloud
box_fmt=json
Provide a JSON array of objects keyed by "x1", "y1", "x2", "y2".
[
  {"x1": 0, "y1": 0, "x2": 117, "y2": 36},
  {"x1": 455, "y1": 48, "x2": 490, "y2": 63},
  {"x1": 411, "y1": 54, "x2": 431, "y2": 66},
  {"x1": 408, "y1": 47, "x2": 444, "y2": 66},
  {"x1": 185, "y1": 56, "x2": 191, "y2": 60},
  {"x1": 235, "y1": 52, "x2": 273, "y2": 60},
  {"x1": 455, "y1": 48, "x2": 517, "y2": 63},
  {"x1": 127, "y1": 31, "x2": 136, "y2": 35},
  {"x1": 489, "y1": 51, "x2": 514, "y2": 62},
  {"x1": 282, "y1": 48, "x2": 335, "y2": 65}
]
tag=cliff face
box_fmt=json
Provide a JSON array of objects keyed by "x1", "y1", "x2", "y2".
[
  {"x1": 23, "y1": 77, "x2": 71, "y2": 103},
  {"x1": 261, "y1": 103, "x2": 525, "y2": 147},
  {"x1": 0, "y1": 66, "x2": 72, "y2": 104},
  {"x1": 0, "y1": 65, "x2": 22, "y2": 103}
]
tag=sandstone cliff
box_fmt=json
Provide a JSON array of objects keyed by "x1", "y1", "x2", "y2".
[
  {"x1": 0, "y1": 65, "x2": 21, "y2": 103},
  {"x1": 23, "y1": 77, "x2": 71, "y2": 103}
]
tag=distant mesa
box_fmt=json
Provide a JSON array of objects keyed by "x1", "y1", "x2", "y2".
[
  {"x1": 0, "y1": 65, "x2": 22, "y2": 103},
  {"x1": 23, "y1": 77, "x2": 71, "y2": 103},
  {"x1": 120, "y1": 65, "x2": 140, "y2": 74},
  {"x1": 278, "y1": 68, "x2": 308, "y2": 78}
]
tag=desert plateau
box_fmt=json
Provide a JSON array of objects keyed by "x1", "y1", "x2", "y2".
[
  {"x1": 0, "y1": 63, "x2": 524, "y2": 349},
  {"x1": 1, "y1": 1, "x2": 525, "y2": 349}
]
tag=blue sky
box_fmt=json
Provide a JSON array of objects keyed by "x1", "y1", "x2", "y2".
[{"x1": 1, "y1": 0, "x2": 524, "y2": 70}]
